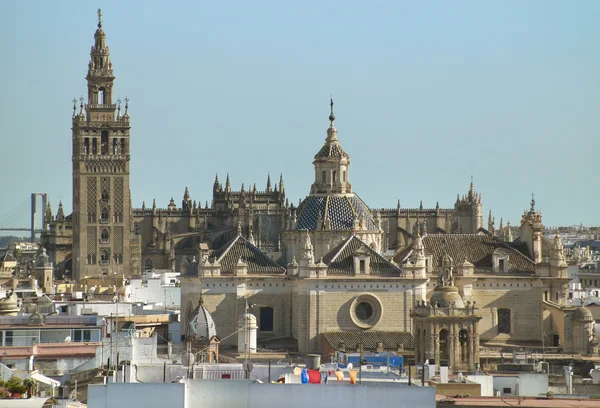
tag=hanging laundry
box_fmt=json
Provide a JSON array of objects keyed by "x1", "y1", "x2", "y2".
[
  {"x1": 308, "y1": 369, "x2": 321, "y2": 384},
  {"x1": 320, "y1": 371, "x2": 328, "y2": 384},
  {"x1": 334, "y1": 371, "x2": 344, "y2": 382},
  {"x1": 301, "y1": 369, "x2": 309, "y2": 384},
  {"x1": 349, "y1": 370, "x2": 358, "y2": 384},
  {"x1": 293, "y1": 367, "x2": 303, "y2": 377}
]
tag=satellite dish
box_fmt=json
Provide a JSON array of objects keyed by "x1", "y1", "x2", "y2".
[
  {"x1": 64, "y1": 336, "x2": 71, "y2": 343},
  {"x1": 244, "y1": 360, "x2": 254, "y2": 373},
  {"x1": 347, "y1": 363, "x2": 353, "y2": 371},
  {"x1": 182, "y1": 352, "x2": 195, "y2": 367}
]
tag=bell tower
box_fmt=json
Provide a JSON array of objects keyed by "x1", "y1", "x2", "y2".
[{"x1": 72, "y1": 10, "x2": 133, "y2": 280}]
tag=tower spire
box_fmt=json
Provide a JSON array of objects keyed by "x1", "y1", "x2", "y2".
[{"x1": 329, "y1": 96, "x2": 335, "y2": 126}]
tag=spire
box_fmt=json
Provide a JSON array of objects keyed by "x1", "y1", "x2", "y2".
[
  {"x1": 56, "y1": 200, "x2": 65, "y2": 221},
  {"x1": 225, "y1": 173, "x2": 231, "y2": 193},
  {"x1": 419, "y1": 200, "x2": 423, "y2": 210},
  {"x1": 152, "y1": 198, "x2": 157, "y2": 211},
  {"x1": 266, "y1": 174, "x2": 271, "y2": 193},
  {"x1": 326, "y1": 96, "x2": 339, "y2": 142},
  {"x1": 123, "y1": 96, "x2": 129, "y2": 118},
  {"x1": 506, "y1": 221, "x2": 513, "y2": 242},
  {"x1": 279, "y1": 174, "x2": 285, "y2": 195},
  {"x1": 529, "y1": 193, "x2": 536, "y2": 213},
  {"x1": 72, "y1": 98, "x2": 77, "y2": 118},
  {"x1": 44, "y1": 202, "x2": 53, "y2": 224}
]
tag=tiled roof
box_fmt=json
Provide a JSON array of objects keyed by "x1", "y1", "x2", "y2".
[
  {"x1": 322, "y1": 331, "x2": 415, "y2": 351},
  {"x1": 394, "y1": 234, "x2": 535, "y2": 273},
  {"x1": 510, "y1": 237, "x2": 553, "y2": 260},
  {"x1": 296, "y1": 194, "x2": 377, "y2": 231},
  {"x1": 323, "y1": 235, "x2": 402, "y2": 276},
  {"x1": 213, "y1": 235, "x2": 286, "y2": 275},
  {"x1": 314, "y1": 141, "x2": 349, "y2": 159}
]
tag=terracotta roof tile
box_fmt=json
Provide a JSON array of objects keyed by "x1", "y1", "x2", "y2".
[
  {"x1": 323, "y1": 235, "x2": 402, "y2": 276},
  {"x1": 394, "y1": 234, "x2": 535, "y2": 273},
  {"x1": 213, "y1": 236, "x2": 286, "y2": 275}
]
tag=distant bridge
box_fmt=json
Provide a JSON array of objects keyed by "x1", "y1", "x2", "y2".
[{"x1": 0, "y1": 193, "x2": 47, "y2": 242}]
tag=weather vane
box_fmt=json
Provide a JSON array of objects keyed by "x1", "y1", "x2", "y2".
[{"x1": 97, "y1": 9, "x2": 103, "y2": 27}]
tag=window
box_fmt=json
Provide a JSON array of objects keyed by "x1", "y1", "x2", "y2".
[
  {"x1": 144, "y1": 258, "x2": 154, "y2": 271},
  {"x1": 121, "y1": 138, "x2": 126, "y2": 154},
  {"x1": 343, "y1": 171, "x2": 346, "y2": 182},
  {"x1": 355, "y1": 302, "x2": 373, "y2": 322},
  {"x1": 322, "y1": 171, "x2": 326, "y2": 183},
  {"x1": 101, "y1": 131, "x2": 109, "y2": 155},
  {"x1": 113, "y1": 139, "x2": 118, "y2": 155},
  {"x1": 101, "y1": 189, "x2": 109, "y2": 203},
  {"x1": 333, "y1": 171, "x2": 337, "y2": 184},
  {"x1": 359, "y1": 260, "x2": 366, "y2": 273},
  {"x1": 98, "y1": 88, "x2": 105, "y2": 104},
  {"x1": 100, "y1": 208, "x2": 109, "y2": 223},
  {"x1": 259, "y1": 307, "x2": 274, "y2": 331},
  {"x1": 498, "y1": 308, "x2": 511, "y2": 334},
  {"x1": 92, "y1": 138, "x2": 98, "y2": 154},
  {"x1": 100, "y1": 250, "x2": 110, "y2": 265},
  {"x1": 100, "y1": 228, "x2": 109, "y2": 243},
  {"x1": 503, "y1": 388, "x2": 511, "y2": 394},
  {"x1": 84, "y1": 138, "x2": 89, "y2": 154}
]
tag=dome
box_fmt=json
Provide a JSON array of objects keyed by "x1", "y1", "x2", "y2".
[
  {"x1": 574, "y1": 306, "x2": 593, "y2": 321},
  {"x1": 188, "y1": 304, "x2": 217, "y2": 340},
  {"x1": 429, "y1": 286, "x2": 465, "y2": 308},
  {"x1": 296, "y1": 195, "x2": 377, "y2": 231}
]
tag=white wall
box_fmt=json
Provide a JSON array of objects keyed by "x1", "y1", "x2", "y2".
[
  {"x1": 493, "y1": 373, "x2": 548, "y2": 397},
  {"x1": 88, "y1": 383, "x2": 185, "y2": 408},
  {"x1": 468, "y1": 374, "x2": 494, "y2": 396},
  {"x1": 88, "y1": 379, "x2": 436, "y2": 408},
  {"x1": 127, "y1": 278, "x2": 180, "y2": 307}
]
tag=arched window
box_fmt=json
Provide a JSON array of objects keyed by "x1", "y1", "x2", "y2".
[
  {"x1": 100, "y1": 207, "x2": 109, "y2": 223},
  {"x1": 100, "y1": 228, "x2": 109, "y2": 243},
  {"x1": 120, "y1": 138, "x2": 126, "y2": 154},
  {"x1": 113, "y1": 139, "x2": 118, "y2": 155},
  {"x1": 498, "y1": 308, "x2": 511, "y2": 334},
  {"x1": 92, "y1": 138, "x2": 98, "y2": 155},
  {"x1": 101, "y1": 189, "x2": 109, "y2": 203},
  {"x1": 343, "y1": 171, "x2": 346, "y2": 182},
  {"x1": 322, "y1": 171, "x2": 326, "y2": 183},
  {"x1": 98, "y1": 88, "x2": 105, "y2": 104},
  {"x1": 333, "y1": 171, "x2": 337, "y2": 184},
  {"x1": 84, "y1": 138, "x2": 89, "y2": 154},
  {"x1": 101, "y1": 131, "x2": 109, "y2": 155}
]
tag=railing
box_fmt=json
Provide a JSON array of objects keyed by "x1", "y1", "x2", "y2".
[
  {"x1": 78, "y1": 154, "x2": 128, "y2": 161},
  {"x1": 87, "y1": 104, "x2": 116, "y2": 109},
  {"x1": 100, "y1": 239, "x2": 109, "y2": 244},
  {"x1": 99, "y1": 260, "x2": 110, "y2": 266},
  {"x1": 100, "y1": 219, "x2": 109, "y2": 224}
]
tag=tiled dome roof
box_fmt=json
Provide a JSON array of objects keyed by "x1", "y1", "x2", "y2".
[{"x1": 296, "y1": 194, "x2": 377, "y2": 231}]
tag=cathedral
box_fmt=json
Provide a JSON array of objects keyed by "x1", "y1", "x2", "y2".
[{"x1": 42, "y1": 12, "x2": 596, "y2": 366}]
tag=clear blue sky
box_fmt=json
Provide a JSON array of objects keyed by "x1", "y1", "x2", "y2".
[{"x1": 0, "y1": 0, "x2": 598, "y2": 231}]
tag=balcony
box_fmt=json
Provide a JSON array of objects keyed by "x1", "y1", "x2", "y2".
[
  {"x1": 99, "y1": 260, "x2": 110, "y2": 266},
  {"x1": 100, "y1": 239, "x2": 109, "y2": 244},
  {"x1": 100, "y1": 218, "x2": 109, "y2": 224}
]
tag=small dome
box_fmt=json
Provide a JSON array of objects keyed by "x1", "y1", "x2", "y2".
[
  {"x1": 429, "y1": 286, "x2": 465, "y2": 308},
  {"x1": 188, "y1": 304, "x2": 217, "y2": 340},
  {"x1": 238, "y1": 312, "x2": 257, "y2": 324},
  {"x1": 574, "y1": 307, "x2": 593, "y2": 321}
]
